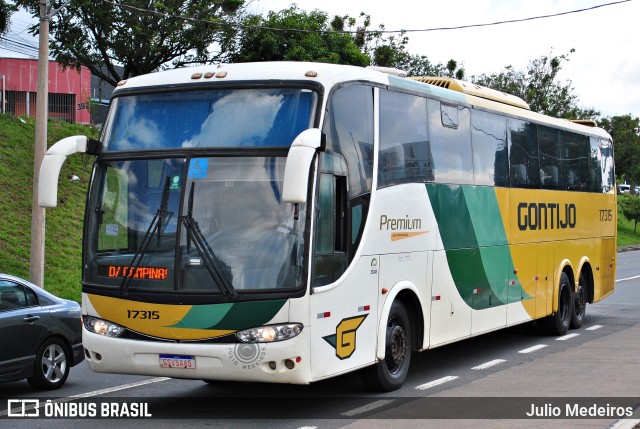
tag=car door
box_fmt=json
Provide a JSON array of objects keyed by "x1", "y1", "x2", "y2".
[{"x1": 0, "y1": 280, "x2": 49, "y2": 376}]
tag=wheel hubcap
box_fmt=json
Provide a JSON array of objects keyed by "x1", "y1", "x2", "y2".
[
  {"x1": 42, "y1": 344, "x2": 67, "y2": 383},
  {"x1": 386, "y1": 320, "x2": 406, "y2": 374}
]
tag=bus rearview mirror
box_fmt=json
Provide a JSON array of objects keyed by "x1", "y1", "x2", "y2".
[
  {"x1": 38, "y1": 135, "x2": 88, "y2": 208},
  {"x1": 282, "y1": 128, "x2": 322, "y2": 204}
]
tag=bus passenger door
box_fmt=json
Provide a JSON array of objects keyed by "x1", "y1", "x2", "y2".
[{"x1": 308, "y1": 171, "x2": 378, "y2": 381}]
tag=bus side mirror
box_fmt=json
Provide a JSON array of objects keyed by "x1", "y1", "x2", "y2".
[
  {"x1": 282, "y1": 128, "x2": 323, "y2": 203},
  {"x1": 38, "y1": 135, "x2": 88, "y2": 208}
]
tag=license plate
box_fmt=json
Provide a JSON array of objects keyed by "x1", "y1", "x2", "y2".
[{"x1": 159, "y1": 354, "x2": 196, "y2": 369}]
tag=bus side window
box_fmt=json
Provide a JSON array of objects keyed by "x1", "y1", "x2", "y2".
[
  {"x1": 323, "y1": 85, "x2": 374, "y2": 198},
  {"x1": 508, "y1": 118, "x2": 540, "y2": 188},
  {"x1": 428, "y1": 99, "x2": 473, "y2": 185},
  {"x1": 539, "y1": 126, "x2": 562, "y2": 190},
  {"x1": 589, "y1": 137, "x2": 610, "y2": 193},
  {"x1": 471, "y1": 110, "x2": 508, "y2": 186},
  {"x1": 563, "y1": 132, "x2": 590, "y2": 191},
  {"x1": 378, "y1": 90, "x2": 431, "y2": 188}
]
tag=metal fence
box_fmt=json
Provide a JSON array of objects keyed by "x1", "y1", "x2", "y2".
[{"x1": 1, "y1": 90, "x2": 76, "y2": 123}]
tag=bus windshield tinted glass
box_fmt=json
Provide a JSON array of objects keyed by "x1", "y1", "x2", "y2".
[
  {"x1": 103, "y1": 88, "x2": 317, "y2": 151},
  {"x1": 86, "y1": 157, "x2": 305, "y2": 295}
]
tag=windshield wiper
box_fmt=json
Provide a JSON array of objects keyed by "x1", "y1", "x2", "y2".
[
  {"x1": 119, "y1": 176, "x2": 171, "y2": 297},
  {"x1": 181, "y1": 182, "x2": 237, "y2": 299}
]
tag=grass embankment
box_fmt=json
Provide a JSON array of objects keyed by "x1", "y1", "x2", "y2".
[
  {"x1": 617, "y1": 195, "x2": 640, "y2": 247},
  {"x1": 0, "y1": 114, "x2": 98, "y2": 302},
  {"x1": 0, "y1": 113, "x2": 638, "y2": 302}
]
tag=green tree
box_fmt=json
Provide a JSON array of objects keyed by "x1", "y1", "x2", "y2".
[
  {"x1": 0, "y1": 0, "x2": 17, "y2": 36},
  {"x1": 473, "y1": 49, "x2": 598, "y2": 119},
  {"x1": 15, "y1": 0, "x2": 244, "y2": 87},
  {"x1": 226, "y1": 5, "x2": 465, "y2": 78},
  {"x1": 620, "y1": 195, "x2": 640, "y2": 234},
  {"x1": 224, "y1": 6, "x2": 370, "y2": 66},
  {"x1": 397, "y1": 55, "x2": 465, "y2": 79},
  {"x1": 599, "y1": 115, "x2": 640, "y2": 188}
]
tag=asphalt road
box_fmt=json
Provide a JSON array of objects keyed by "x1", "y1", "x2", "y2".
[{"x1": 2, "y1": 250, "x2": 640, "y2": 429}]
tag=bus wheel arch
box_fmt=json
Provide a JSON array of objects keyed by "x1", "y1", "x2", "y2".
[
  {"x1": 578, "y1": 261, "x2": 594, "y2": 305},
  {"x1": 362, "y1": 284, "x2": 422, "y2": 392},
  {"x1": 375, "y1": 284, "x2": 423, "y2": 359}
]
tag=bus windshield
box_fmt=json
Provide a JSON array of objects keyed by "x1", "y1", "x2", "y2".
[
  {"x1": 85, "y1": 156, "x2": 306, "y2": 296},
  {"x1": 102, "y1": 88, "x2": 318, "y2": 151}
]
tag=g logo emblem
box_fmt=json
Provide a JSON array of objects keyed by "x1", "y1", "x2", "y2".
[{"x1": 323, "y1": 315, "x2": 368, "y2": 360}]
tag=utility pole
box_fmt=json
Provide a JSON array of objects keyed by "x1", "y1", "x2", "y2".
[{"x1": 29, "y1": 0, "x2": 50, "y2": 287}]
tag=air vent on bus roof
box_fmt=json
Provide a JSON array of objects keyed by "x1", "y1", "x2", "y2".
[
  {"x1": 570, "y1": 119, "x2": 598, "y2": 127},
  {"x1": 409, "y1": 76, "x2": 531, "y2": 110}
]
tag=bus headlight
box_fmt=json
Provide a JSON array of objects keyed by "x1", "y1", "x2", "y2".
[
  {"x1": 236, "y1": 323, "x2": 303, "y2": 343},
  {"x1": 83, "y1": 315, "x2": 125, "y2": 337}
]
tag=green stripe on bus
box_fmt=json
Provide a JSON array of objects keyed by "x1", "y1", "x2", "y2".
[
  {"x1": 426, "y1": 184, "x2": 530, "y2": 309},
  {"x1": 209, "y1": 299, "x2": 288, "y2": 330},
  {"x1": 167, "y1": 303, "x2": 234, "y2": 329},
  {"x1": 169, "y1": 299, "x2": 287, "y2": 331}
]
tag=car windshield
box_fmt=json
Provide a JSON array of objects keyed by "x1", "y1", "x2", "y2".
[{"x1": 85, "y1": 157, "x2": 306, "y2": 296}]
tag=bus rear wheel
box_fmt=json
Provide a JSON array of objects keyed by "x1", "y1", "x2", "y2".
[
  {"x1": 360, "y1": 301, "x2": 411, "y2": 392},
  {"x1": 544, "y1": 272, "x2": 572, "y2": 336},
  {"x1": 570, "y1": 273, "x2": 587, "y2": 329}
]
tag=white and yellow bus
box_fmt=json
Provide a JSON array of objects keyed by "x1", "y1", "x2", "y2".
[{"x1": 39, "y1": 62, "x2": 616, "y2": 391}]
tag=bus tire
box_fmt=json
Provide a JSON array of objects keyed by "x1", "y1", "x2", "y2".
[
  {"x1": 545, "y1": 272, "x2": 572, "y2": 336},
  {"x1": 360, "y1": 301, "x2": 411, "y2": 392},
  {"x1": 570, "y1": 273, "x2": 587, "y2": 329}
]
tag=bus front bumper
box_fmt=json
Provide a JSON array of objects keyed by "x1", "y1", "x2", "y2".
[{"x1": 82, "y1": 329, "x2": 312, "y2": 384}]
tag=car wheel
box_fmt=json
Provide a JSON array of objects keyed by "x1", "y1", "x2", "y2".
[{"x1": 27, "y1": 337, "x2": 70, "y2": 390}]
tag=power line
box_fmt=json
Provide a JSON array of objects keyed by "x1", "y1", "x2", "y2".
[
  {"x1": 99, "y1": 0, "x2": 632, "y2": 35},
  {"x1": 399, "y1": 0, "x2": 633, "y2": 33},
  {"x1": 0, "y1": 35, "x2": 39, "y2": 57}
]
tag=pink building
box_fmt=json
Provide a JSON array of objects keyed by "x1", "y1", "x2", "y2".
[{"x1": 0, "y1": 57, "x2": 91, "y2": 124}]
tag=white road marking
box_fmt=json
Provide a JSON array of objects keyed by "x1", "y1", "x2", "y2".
[
  {"x1": 341, "y1": 399, "x2": 395, "y2": 417},
  {"x1": 0, "y1": 377, "x2": 171, "y2": 417},
  {"x1": 471, "y1": 359, "x2": 506, "y2": 370},
  {"x1": 69, "y1": 377, "x2": 171, "y2": 398},
  {"x1": 616, "y1": 275, "x2": 640, "y2": 282},
  {"x1": 555, "y1": 333, "x2": 580, "y2": 341},
  {"x1": 610, "y1": 418, "x2": 640, "y2": 429},
  {"x1": 518, "y1": 344, "x2": 547, "y2": 354},
  {"x1": 586, "y1": 324, "x2": 603, "y2": 331},
  {"x1": 415, "y1": 375, "x2": 459, "y2": 390}
]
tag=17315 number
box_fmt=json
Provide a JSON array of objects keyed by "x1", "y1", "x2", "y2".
[{"x1": 127, "y1": 310, "x2": 160, "y2": 319}]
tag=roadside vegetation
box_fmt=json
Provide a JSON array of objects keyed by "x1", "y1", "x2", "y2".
[
  {"x1": 0, "y1": 113, "x2": 637, "y2": 302},
  {"x1": 0, "y1": 113, "x2": 98, "y2": 302},
  {"x1": 618, "y1": 194, "x2": 640, "y2": 246}
]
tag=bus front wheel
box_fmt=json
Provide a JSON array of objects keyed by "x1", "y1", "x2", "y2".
[{"x1": 360, "y1": 301, "x2": 411, "y2": 392}]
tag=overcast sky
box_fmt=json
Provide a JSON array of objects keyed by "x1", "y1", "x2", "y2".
[
  {"x1": 2, "y1": 0, "x2": 637, "y2": 118},
  {"x1": 249, "y1": 0, "x2": 639, "y2": 118}
]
